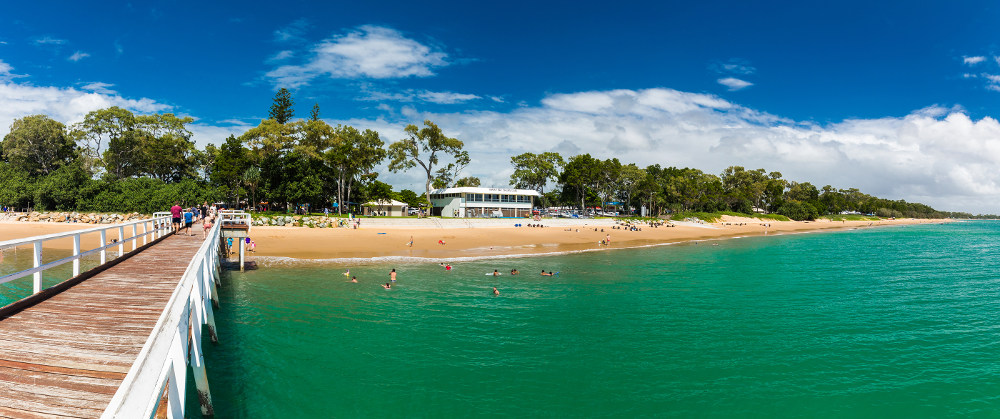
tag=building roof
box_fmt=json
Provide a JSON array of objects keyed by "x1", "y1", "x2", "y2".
[
  {"x1": 430, "y1": 187, "x2": 541, "y2": 196},
  {"x1": 364, "y1": 199, "x2": 409, "y2": 207}
]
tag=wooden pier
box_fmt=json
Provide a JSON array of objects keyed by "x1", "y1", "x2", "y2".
[
  {"x1": 0, "y1": 212, "x2": 249, "y2": 418},
  {"x1": 0, "y1": 233, "x2": 207, "y2": 418}
]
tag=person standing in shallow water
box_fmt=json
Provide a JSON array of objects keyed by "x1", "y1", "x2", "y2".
[{"x1": 390, "y1": 269, "x2": 397, "y2": 282}]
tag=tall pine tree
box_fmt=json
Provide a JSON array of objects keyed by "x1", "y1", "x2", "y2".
[
  {"x1": 310, "y1": 103, "x2": 321, "y2": 121},
  {"x1": 269, "y1": 88, "x2": 295, "y2": 124}
]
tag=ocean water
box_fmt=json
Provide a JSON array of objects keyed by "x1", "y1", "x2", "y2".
[
  {"x1": 193, "y1": 221, "x2": 1000, "y2": 417},
  {"x1": 0, "y1": 247, "x2": 110, "y2": 306}
]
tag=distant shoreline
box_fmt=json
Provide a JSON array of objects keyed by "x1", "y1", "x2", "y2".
[{"x1": 0, "y1": 216, "x2": 944, "y2": 261}]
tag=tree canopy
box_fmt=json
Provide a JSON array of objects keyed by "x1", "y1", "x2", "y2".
[{"x1": 387, "y1": 120, "x2": 465, "y2": 207}]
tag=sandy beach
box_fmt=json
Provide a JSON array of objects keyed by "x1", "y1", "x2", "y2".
[{"x1": 0, "y1": 216, "x2": 941, "y2": 261}]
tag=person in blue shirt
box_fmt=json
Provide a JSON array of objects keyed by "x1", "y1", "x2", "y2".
[{"x1": 183, "y1": 208, "x2": 194, "y2": 236}]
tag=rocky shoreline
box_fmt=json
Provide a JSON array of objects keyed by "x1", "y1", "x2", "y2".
[{"x1": 0, "y1": 212, "x2": 152, "y2": 224}]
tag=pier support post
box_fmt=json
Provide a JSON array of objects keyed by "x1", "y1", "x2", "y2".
[
  {"x1": 204, "y1": 297, "x2": 219, "y2": 344},
  {"x1": 210, "y1": 278, "x2": 220, "y2": 309},
  {"x1": 191, "y1": 355, "x2": 215, "y2": 416}
]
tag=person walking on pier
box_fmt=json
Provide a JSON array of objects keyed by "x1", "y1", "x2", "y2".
[
  {"x1": 183, "y1": 208, "x2": 195, "y2": 236},
  {"x1": 170, "y1": 202, "x2": 182, "y2": 232}
]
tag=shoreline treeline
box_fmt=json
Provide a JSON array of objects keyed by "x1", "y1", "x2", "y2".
[{"x1": 0, "y1": 91, "x2": 990, "y2": 219}]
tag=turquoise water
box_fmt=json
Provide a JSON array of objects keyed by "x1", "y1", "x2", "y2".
[
  {"x1": 198, "y1": 221, "x2": 1000, "y2": 417},
  {"x1": 0, "y1": 248, "x2": 109, "y2": 306}
]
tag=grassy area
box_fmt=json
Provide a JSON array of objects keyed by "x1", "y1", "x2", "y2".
[
  {"x1": 250, "y1": 211, "x2": 425, "y2": 219},
  {"x1": 822, "y1": 214, "x2": 881, "y2": 221},
  {"x1": 667, "y1": 211, "x2": 791, "y2": 223}
]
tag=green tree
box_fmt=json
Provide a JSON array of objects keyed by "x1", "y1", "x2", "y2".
[
  {"x1": 310, "y1": 103, "x2": 321, "y2": 121},
  {"x1": 777, "y1": 200, "x2": 819, "y2": 220},
  {"x1": 269, "y1": 88, "x2": 295, "y2": 124},
  {"x1": 102, "y1": 129, "x2": 150, "y2": 179},
  {"x1": 387, "y1": 120, "x2": 465, "y2": 208},
  {"x1": 135, "y1": 113, "x2": 197, "y2": 181},
  {"x1": 2, "y1": 115, "x2": 78, "y2": 176},
  {"x1": 0, "y1": 161, "x2": 36, "y2": 209},
  {"x1": 509, "y1": 152, "x2": 565, "y2": 200},
  {"x1": 33, "y1": 163, "x2": 89, "y2": 210},
  {"x1": 559, "y1": 154, "x2": 601, "y2": 210},
  {"x1": 433, "y1": 150, "x2": 470, "y2": 188},
  {"x1": 454, "y1": 176, "x2": 481, "y2": 187},
  {"x1": 396, "y1": 189, "x2": 421, "y2": 207},
  {"x1": 327, "y1": 125, "x2": 386, "y2": 214},
  {"x1": 211, "y1": 135, "x2": 250, "y2": 205},
  {"x1": 616, "y1": 163, "x2": 645, "y2": 215},
  {"x1": 75, "y1": 106, "x2": 136, "y2": 170}
]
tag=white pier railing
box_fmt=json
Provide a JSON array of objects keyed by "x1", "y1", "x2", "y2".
[
  {"x1": 103, "y1": 216, "x2": 223, "y2": 418},
  {"x1": 0, "y1": 215, "x2": 173, "y2": 295}
]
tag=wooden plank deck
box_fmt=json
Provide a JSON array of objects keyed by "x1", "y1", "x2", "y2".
[{"x1": 0, "y1": 233, "x2": 206, "y2": 418}]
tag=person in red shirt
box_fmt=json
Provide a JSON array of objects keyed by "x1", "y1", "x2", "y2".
[{"x1": 170, "y1": 202, "x2": 182, "y2": 232}]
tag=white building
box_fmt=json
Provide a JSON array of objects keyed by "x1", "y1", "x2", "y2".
[
  {"x1": 363, "y1": 199, "x2": 409, "y2": 217},
  {"x1": 429, "y1": 187, "x2": 541, "y2": 218}
]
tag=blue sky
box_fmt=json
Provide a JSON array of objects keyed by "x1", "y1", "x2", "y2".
[{"x1": 3, "y1": 1, "x2": 1000, "y2": 213}]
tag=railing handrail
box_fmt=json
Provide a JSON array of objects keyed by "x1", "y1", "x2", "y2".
[
  {"x1": 0, "y1": 216, "x2": 173, "y2": 293},
  {"x1": 0, "y1": 216, "x2": 168, "y2": 250},
  {"x1": 218, "y1": 210, "x2": 251, "y2": 229},
  {"x1": 103, "y1": 217, "x2": 222, "y2": 418}
]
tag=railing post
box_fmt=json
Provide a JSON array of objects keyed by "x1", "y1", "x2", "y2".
[
  {"x1": 142, "y1": 222, "x2": 148, "y2": 246},
  {"x1": 72, "y1": 234, "x2": 81, "y2": 277},
  {"x1": 118, "y1": 226, "x2": 125, "y2": 258},
  {"x1": 132, "y1": 224, "x2": 137, "y2": 251},
  {"x1": 100, "y1": 230, "x2": 107, "y2": 264},
  {"x1": 32, "y1": 241, "x2": 42, "y2": 294}
]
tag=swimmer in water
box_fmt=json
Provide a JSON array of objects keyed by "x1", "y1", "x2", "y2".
[
  {"x1": 382, "y1": 282, "x2": 391, "y2": 289},
  {"x1": 493, "y1": 269, "x2": 500, "y2": 276},
  {"x1": 510, "y1": 269, "x2": 519, "y2": 275},
  {"x1": 390, "y1": 269, "x2": 397, "y2": 282},
  {"x1": 445, "y1": 264, "x2": 452, "y2": 271},
  {"x1": 350, "y1": 276, "x2": 358, "y2": 283},
  {"x1": 493, "y1": 287, "x2": 500, "y2": 296},
  {"x1": 541, "y1": 271, "x2": 554, "y2": 276}
]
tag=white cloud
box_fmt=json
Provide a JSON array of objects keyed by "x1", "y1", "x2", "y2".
[
  {"x1": 417, "y1": 91, "x2": 480, "y2": 104},
  {"x1": 268, "y1": 50, "x2": 294, "y2": 62},
  {"x1": 274, "y1": 18, "x2": 309, "y2": 43},
  {"x1": 33, "y1": 36, "x2": 67, "y2": 46},
  {"x1": 79, "y1": 82, "x2": 116, "y2": 94},
  {"x1": 711, "y1": 59, "x2": 756, "y2": 75},
  {"x1": 717, "y1": 77, "x2": 753, "y2": 91},
  {"x1": 68, "y1": 51, "x2": 90, "y2": 62},
  {"x1": 0, "y1": 60, "x2": 13, "y2": 79},
  {"x1": 332, "y1": 88, "x2": 1000, "y2": 213},
  {"x1": 361, "y1": 88, "x2": 480, "y2": 104},
  {"x1": 963, "y1": 55, "x2": 986, "y2": 65},
  {"x1": 0, "y1": 70, "x2": 169, "y2": 138},
  {"x1": 266, "y1": 25, "x2": 449, "y2": 88}
]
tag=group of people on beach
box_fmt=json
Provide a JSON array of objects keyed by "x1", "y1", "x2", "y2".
[{"x1": 224, "y1": 236, "x2": 256, "y2": 255}]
